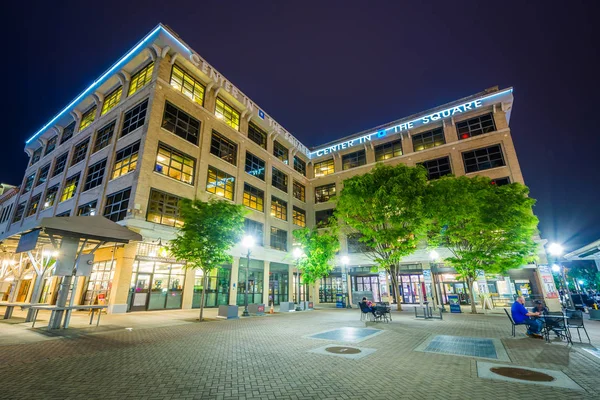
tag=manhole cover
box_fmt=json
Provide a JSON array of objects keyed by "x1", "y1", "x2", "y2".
[
  {"x1": 490, "y1": 367, "x2": 555, "y2": 382},
  {"x1": 325, "y1": 346, "x2": 361, "y2": 354}
]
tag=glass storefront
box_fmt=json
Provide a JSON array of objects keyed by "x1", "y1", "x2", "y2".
[
  {"x1": 236, "y1": 259, "x2": 264, "y2": 306},
  {"x1": 398, "y1": 274, "x2": 426, "y2": 304},
  {"x1": 268, "y1": 263, "x2": 288, "y2": 305},
  {"x1": 319, "y1": 275, "x2": 342, "y2": 303},
  {"x1": 82, "y1": 260, "x2": 115, "y2": 305},
  {"x1": 352, "y1": 275, "x2": 381, "y2": 302},
  {"x1": 128, "y1": 259, "x2": 186, "y2": 311},
  {"x1": 192, "y1": 266, "x2": 231, "y2": 308}
]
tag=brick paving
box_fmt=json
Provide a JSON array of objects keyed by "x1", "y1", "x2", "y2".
[{"x1": 0, "y1": 306, "x2": 599, "y2": 399}]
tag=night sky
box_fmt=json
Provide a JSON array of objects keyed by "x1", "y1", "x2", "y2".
[{"x1": 5, "y1": 1, "x2": 599, "y2": 252}]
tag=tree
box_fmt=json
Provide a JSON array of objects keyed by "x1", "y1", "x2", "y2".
[
  {"x1": 292, "y1": 225, "x2": 340, "y2": 286},
  {"x1": 427, "y1": 176, "x2": 539, "y2": 313},
  {"x1": 565, "y1": 261, "x2": 600, "y2": 291},
  {"x1": 335, "y1": 163, "x2": 429, "y2": 310},
  {"x1": 169, "y1": 198, "x2": 246, "y2": 321}
]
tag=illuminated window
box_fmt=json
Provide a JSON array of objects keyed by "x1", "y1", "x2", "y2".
[
  {"x1": 244, "y1": 219, "x2": 264, "y2": 246},
  {"x1": 52, "y1": 152, "x2": 69, "y2": 177},
  {"x1": 215, "y1": 98, "x2": 240, "y2": 131},
  {"x1": 314, "y1": 159, "x2": 335, "y2": 177},
  {"x1": 206, "y1": 166, "x2": 235, "y2": 200},
  {"x1": 316, "y1": 209, "x2": 335, "y2": 227},
  {"x1": 271, "y1": 196, "x2": 287, "y2": 221},
  {"x1": 22, "y1": 173, "x2": 35, "y2": 194},
  {"x1": 12, "y1": 202, "x2": 26, "y2": 223},
  {"x1": 44, "y1": 136, "x2": 58, "y2": 156},
  {"x1": 419, "y1": 157, "x2": 452, "y2": 180},
  {"x1": 112, "y1": 141, "x2": 140, "y2": 179},
  {"x1": 294, "y1": 156, "x2": 306, "y2": 176},
  {"x1": 35, "y1": 164, "x2": 50, "y2": 187},
  {"x1": 248, "y1": 122, "x2": 267, "y2": 149},
  {"x1": 243, "y1": 183, "x2": 264, "y2": 212},
  {"x1": 71, "y1": 138, "x2": 89, "y2": 166},
  {"x1": 270, "y1": 227, "x2": 287, "y2": 251},
  {"x1": 128, "y1": 62, "x2": 154, "y2": 96},
  {"x1": 84, "y1": 159, "x2": 107, "y2": 191},
  {"x1": 293, "y1": 206, "x2": 306, "y2": 227},
  {"x1": 315, "y1": 183, "x2": 336, "y2": 203},
  {"x1": 93, "y1": 121, "x2": 115, "y2": 153},
  {"x1": 273, "y1": 141, "x2": 289, "y2": 163},
  {"x1": 412, "y1": 128, "x2": 445, "y2": 151},
  {"x1": 161, "y1": 102, "x2": 200, "y2": 145},
  {"x1": 30, "y1": 147, "x2": 42, "y2": 166},
  {"x1": 103, "y1": 187, "x2": 131, "y2": 222},
  {"x1": 462, "y1": 145, "x2": 505, "y2": 173},
  {"x1": 26, "y1": 194, "x2": 41, "y2": 217},
  {"x1": 293, "y1": 180, "x2": 305, "y2": 202},
  {"x1": 56, "y1": 210, "x2": 71, "y2": 217},
  {"x1": 101, "y1": 87, "x2": 122, "y2": 116},
  {"x1": 272, "y1": 168, "x2": 288, "y2": 193},
  {"x1": 78, "y1": 200, "x2": 97, "y2": 216},
  {"x1": 245, "y1": 152, "x2": 265, "y2": 181},
  {"x1": 170, "y1": 65, "x2": 205, "y2": 106},
  {"x1": 375, "y1": 139, "x2": 403, "y2": 161},
  {"x1": 79, "y1": 106, "x2": 97, "y2": 131},
  {"x1": 60, "y1": 121, "x2": 76, "y2": 144},
  {"x1": 121, "y1": 99, "x2": 148, "y2": 137},
  {"x1": 210, "y1": 131, "x2": 237, "y2": 165},
  {"x1": 457, "y1": 113, "x2": 496, "y2": 140},
  {"x1": 147, "y1": 189, "x2": 183, "y2": 227},
  {"x1": 491, "y1": 177, "x2": 511, "y2": 186},
  {"x1": 342, "y1": 150, "x2": 366, "y2": 170},
  {"x1": 43, "y1": 185, "x2": 58, "y2": 209},
  {"x1": 60, "y1": 174, "x2": 80, "y2": 202},
  {"x1": 155, "y1": 143, "x2": 195, "y2": 185}
]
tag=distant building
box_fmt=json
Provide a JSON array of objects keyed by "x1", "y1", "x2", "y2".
[{"x1": 565, "y1": 239, "x2": 600, "y2": 271}]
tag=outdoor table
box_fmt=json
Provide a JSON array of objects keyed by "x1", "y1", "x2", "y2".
[
  {"x1": 0, "y1": 302, "x2": 34, "y2": 319},
  {"x1": 539, "y1": 313, "x2": 569, "y2": 343},
  {"x1": 29, "y1": 305, "x2": 108, "y2": 329}
]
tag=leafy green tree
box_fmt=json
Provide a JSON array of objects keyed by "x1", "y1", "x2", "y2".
[
  {"x1": 427, "y1": 176, "x2": 539, "y2": 313},
  {"x1": 335, "y1": 163, "x2": 429, "y2": 310},
  {"x1": 566, "y1": 261, "x2": 600, "y2": 290},
  {"x1": 292, "y1": 225, "x2": 340, "y2": 286},
  {"x1": 169, "y1": 199, "x2": 246, "y2": 321}
]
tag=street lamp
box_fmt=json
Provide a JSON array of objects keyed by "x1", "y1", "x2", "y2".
[
  {"x1": 293, "y1": 247, "x2": 304, "y2": 311},
  {"x1": 341, "y1": 255, "x2": 351, "y2": 309},
  {"x1": 241, "y1": 235, "x2": 254, "y2": 317},
  {"x1": 548, "y1": 243, "x2": 571, "y2": 308}
]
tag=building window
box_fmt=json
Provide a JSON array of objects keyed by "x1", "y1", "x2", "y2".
[
  {"x1": 293, "y1": 206, "x2": 306, "y2": 227},
  {"x1": 491, "y1": 177, "x2": 511, "y2": 186},
  {"x1": 77, "y1": 200, "x2": 97, "y2": 216},
  {"x1": 315, "y1": 209, "x2": 335, "y2": 227},
  {"x1": 375, "y1": 139, "x2": 403, "y2": 161},
  {"x1": 60, "y1": 121, "x2": 76, "y2": 144},
  {"x1": 22, "y1": 173, "x2": 35, "y2": 194},
  {"x1": 315, "y1": 183, "x2": 336, "y2": 203},
  {"x1": 270, "y1": 227, "x2": 287, "y2": 251},
  {"x1": 244, "y1": 219, "x2": 264, "y2": 246},
  {"x1": 26, "y1": 194, "x2": 41, "y2": 218},
  {"x1": 273, "y1": 141, "x2": 288, "y2": 163},
  {"x1": 347, "y1": 233, "x2": 370, "y2": 253},
  {"x1": 44, "y1": 136, "x2": 58, "y2": 156},
  {"x1": 52, "y1": 152, "x2": 69, "y2": 177},
  {"x1": 248, "y1": 122, "x2": 267, "y2": 149},
  {"x1": 457, "y1": 113, "x2": 496, "y2": 140},
  {"x1": 0, "y1": 204, "x2": 14, "y2": 223},
  {"x1": 43, "y1": 185, "x2": 58, "y2": 209},
  {"x1": 293, "y1": 156, "x2": 306, "y2": 176},
  {"x1": 210, "y1": 131, "x2": 237, "y2": 165},
  {"x1": 245, "y1": 152, "x2": 265, "y2": 180},
  {"x1": 170, "y1": 65, "x2": 205, "y2": 106},
  {"x1": 71, "y1": 138, "x2": 89, "y2": 166},
  {"x1": 161, "y1": 102, "x2": 200, "y2": 145},
  {"x1": 12, "y1": 202, "x2": 26, "y2": 223},
  {"x1": 147, "y1": 189, "x2": 183, "y2": 227},
  {"x1": 412, "y1": 128, "x2": 445, "y2": 151},
  {"x1": 82, "y1": 260, "x2": 115, "y2": 305},
  {"x1": 463, "y1": 145, "x2": 505, "y2": 173},
  {"x1": 56, "y1": 210, "x2": 71, "y2": 217},
  {"x1": 83, "y1": 159, "x2": 107, "y2": 191},
  {"x1": 342, "y1": 150, "x2": 366, "y2": 170},
  {"x1": 272, "y1": 168, "x2": 288, "y2": 193},
  {"x1": 121, "y1": 99, "x2": 148, "y2": 137},
  {"x1": 30, "y1": 148, "x2": 42, "y2": 166},
  {"x1": 112, "y1": 141, "x2": 140, "y2": 179},
  {"x1": 206, "y1": 166, "x2": 235, "y2": 200},
  {"x1": 215, "y1": 97, "x2": 240, "y2": 131},
  {"x1": 271, "y1": 196, "x2": 287, "y2": 221},
  {"x1": 243, "y1": 183, "x2": 264, "y2": 212},
  {"x1": 101, "y1": 86, "x2": 122, "y2": 116},
  {"x1": 79, "y1": 106, "x2": 97, "y2": 131},
  {"x1": 293, "y1": 180, "x2": 305, "y2": 202},
  {"x1": 128, "y1": 62, "x2": 154, "y2": 96},
  {"x1": 314, "y1": 158, "x2": 335, "y2": 177},
  {"x1": 419, "y1": 157, "x2": 452, "y2": 180},
  {"x1": 35, "y1": 164, "x2": 50, "y2": 187},
  {"x1": 93, "y1": 121, "x2": 115, "y2": 153},
  {"x1": 103, "y1": 187, "x2": 131, "y2": 222},
  {"x1": 155, "y1": 143, "x2": 195, "y2": 185},
  {"x1": 60, "y1": 174, "x2": 80, "y2": 202}
]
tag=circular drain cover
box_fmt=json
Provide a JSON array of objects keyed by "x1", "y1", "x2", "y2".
[
  {"x1": 325, "y1": 346, "x2": 361, "y2": 354},
  {"x1": 490, "y1": 367, "x2": 554, "y2": 382}
]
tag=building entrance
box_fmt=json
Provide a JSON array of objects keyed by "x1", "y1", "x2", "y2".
[
  {"x1": 192, "y1": 266, "x2": 231, "y2": 308},
  {"x1": 128, "y1": 260, "x2": 186, "y2": 312},
  {"x1": 269, "y1": 270, "x2": 288, "y2": 305},
  {"x1": 398, "y1": 274, "x2": 425, "y2": 304}
]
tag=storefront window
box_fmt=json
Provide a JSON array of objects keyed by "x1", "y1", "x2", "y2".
[
  {"x1": 319, "y1": 276, "x2": 342, "y2": 303},
  {"x1": 192, "y1": 266, "x2": 231, "y2": 308},
  {"x1": 268, "y1": 263, "x2": 289, "y2": 305},
  {"x1": 237, "y1": 259, "x2": 264, "y2": 305},
  {"x1": 128, "y1": 259, "x2": 186, "y2": 311},
  {"x1": 82, "y1": 260, "x2": 115, "y2": 305},
  {"x1": 352, "y1": 275, "x2": 381, "y2": 302}
]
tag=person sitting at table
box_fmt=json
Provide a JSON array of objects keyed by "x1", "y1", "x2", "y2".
[
  {"x1": 531, "y1": 300, "x2": 560, "y2": 337},
  {"x1": 511, "y1": 296, "x2": 542, "y2": 338},
  {"x1": 361, "y1": 297, "x2": 376, "y2": 315}
]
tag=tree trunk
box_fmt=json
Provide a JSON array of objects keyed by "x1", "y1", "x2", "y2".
[
  {"x1": 389, "y1": 265, "x2": 402, "y2": 311},
  {"x1": 199, "y1": 271, "x2": 208, "y2": 321},
  {"x1": 467, "y1": 277, "x2": 477, "y2": 314}
]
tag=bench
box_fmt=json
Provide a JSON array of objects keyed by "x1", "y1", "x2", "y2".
[
  {"x1": 29, "y1": 305, "x2": 108, "y2": 329},
  {"x1": 0, "y1": 302, "x2": 37, "y2": 319}
]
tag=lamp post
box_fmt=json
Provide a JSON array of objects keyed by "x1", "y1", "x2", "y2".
[
  {"x1": 241, "y1": 235, "x2": 254, "y2": 317},
  {"x1": 549, "y1": 243, "x2": 571, "y2": 308},
  {"x1": 293, "y1": 247, "x2": 304, "y2": 311},
  {"x1": 341, "y1": 256, "x2": 351, "y2": 308}
]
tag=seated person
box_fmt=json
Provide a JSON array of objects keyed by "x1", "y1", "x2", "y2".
[
  {"x1": 511, "y1": 296, "x2": 542, "y2": 338},
  {"x1": 531, "y1": 300, "x2": 560, "y2": 337},
  {"x1": 361, "y1": 297, "x2": 376, "y2": 314}
]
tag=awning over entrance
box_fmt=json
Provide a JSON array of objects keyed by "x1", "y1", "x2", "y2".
[{"x1": 37, "y1": 216, "x2": 142, "y2": 244}]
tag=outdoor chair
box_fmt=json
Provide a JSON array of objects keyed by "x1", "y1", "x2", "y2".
[
  {"x1": 373, "y1": 305, "x2": 390, "y2": 323},
  {"x1": 358, "y1": 302, "x2": 374, "y2": 322},
  {"x1": 504, "y1": 308, "x2": 526, "y2": 337},
  {"x1": 542, "y1": 314, "x2": 572, "y2": 344},
  {"x1": 566, "y1": 310, "x2": 591, "y2": 343}
]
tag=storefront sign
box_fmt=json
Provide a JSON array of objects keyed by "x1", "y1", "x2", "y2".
[
  {"x1": 538, "y1": 265, "x2": 559, "y2": 299},
  {"x1": 448, "y1": 294, "x2": 462, "y2": 313}
]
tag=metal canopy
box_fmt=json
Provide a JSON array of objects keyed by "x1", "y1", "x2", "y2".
[{"x1": 38, "y1": 216, "x2": 142, "y2": 244}]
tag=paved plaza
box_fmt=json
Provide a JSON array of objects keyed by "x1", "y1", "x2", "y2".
[{"x1": 0, "y1": 306, "x2": 599, "y2": 399}]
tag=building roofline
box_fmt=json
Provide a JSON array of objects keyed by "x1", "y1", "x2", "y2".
[{"x1": 564, "y1": 239, "x2": 600, "y2": 260}]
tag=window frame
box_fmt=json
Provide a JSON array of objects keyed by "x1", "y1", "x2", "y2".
[
  {"x1": 457, "y1": 113, "x2": 496, "y2": 140},
  {"x1": 43, "y1": 185, "x2": 59, "y2": 209},
  {"x1": 292, "y1": 206, "x2": 306, "y2": 227},
  {"x1": 293, "y1": 156, "x2": 306, "y2": 176},
  {"x1": 146, "y1": 188, "x2": 184, "y2": 227},
  {"x1": 60, "y1": 173, "x2": 80, "y2": 202},
  {"x1": 271, "y1": 167, "x2": 288, "y2": 193},
  {"x1": 243, "y1": 183, "x2": 264, "y2": 212},
  {"x1": 30, "y1": 147, "x2": 42, "y2": 166},
  {"x1": 270, "y1": 227, "x2": 287, "y2": 251},
  {"x1": 26, "y1": 194, "x2": 41, "y2": 218},
  {"x1": 314, "y1": 158, "x2": 335, "y2": 177},
  {"x1": 244, "y1": 219, "x2": 264, "y2": 246},
  {"x1": 101, "y1": 86, "x2": 123, "y2": 116},
  {"x1": 35, "y1": 164, "x2": 50, "y2": 187},
  {"x1": 83, "y1": 159, "x2": 107, "y2": 191},
  {"x1": 60, "y1": 121, "x2": 76, "y2": 144},
  {"x1": 293, "y1": 180, "x2": 305, "y2": 202},
  {"x1": 103, "y1": 187, "x2": 131, "y2": 222},
  {"x1": 44, "y1": 136, "x2": 58, "y2": 156},
  {"x1": 77, "y1": 200, "x2": 98, "y2": 216},
  {"x1": 341, "y1": 149, "x2": 366, "y2": 170},
  {"x1": 412, "y1": 127, "x2": 446, "y2": 151},
  {"x1": 462, "y1": 145, "x2": 506, "y2": 173},
  {"x1": 270, "y1": 196, "x2": 288, "y2": 221},
  {"x1": 170, "y1": 65, "x2": 205, "y2": 106},
  {"x1": 419, "y1": 156, "x2": 452, "y2": 180},
  {"x1": 92, "y1": 121, "x2": 115, "y2": 153},
  {"x1": 210, "y1": 131, "x2": 238, "y2": 166},
  {"x1": 244, "y1": 152, "x2": 265, "y2": 181},
  {"x1": 52, "y1": 152, "x2": 69, "y2": 177},
  {"x1": 315, "y1": 183, "x2": 336, "y2": 203},
  {"x1": 374, "y1": 139, "x2": 403, "y2": 161},
  {"x1": 273, "y1": 141, "x2": 289, "y2": 163},
  {"x1": 161, "y1": 101, "x2": 201, "y2": 145},
  {"x1": 112, "y1": 141, "x2": 140, "y2": 180},
  {"x1": 205, "y1": 165, "x2": 235, "y2": 201},
  {"x1": 70, "y1": 138, "x2": 89, "y2": 166},
  {"x1": 247, "y1": 122, "x2": 267, "y2": 149},
  {"x1": 127, "y1": 62, "x2": 154, "y2": 97},
  {"x1": 121, "y1": 99, "x2": 149, "y2": 137},
  {"x1": 155, "y1": 143, "x2": 196, "y2": 185},
  {"x1": 215, "y1": 97, "x2": 240, "y2": 131},
  {"x1": 79, "y1": 105, "x2": 97, "y2": 131}
]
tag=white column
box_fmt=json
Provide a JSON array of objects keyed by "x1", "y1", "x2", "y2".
[
  {"x1": 229, "y1": 257, "x2": 240, "y2": 306},
  {"x1": 263, "y1": 260, "x2": 270, "y2": 306}
]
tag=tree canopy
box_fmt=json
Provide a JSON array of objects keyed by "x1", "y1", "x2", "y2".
[{"x1": 292, "y1": 226, "x2": 340, "y2": 285}]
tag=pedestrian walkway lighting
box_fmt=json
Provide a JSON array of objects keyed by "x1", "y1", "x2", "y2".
[
  {"x1": 293, "y1": 247, "x2": 305, "y2": 311},
  {"x1": 552, "y1": 264, "x2": 561, "y2": 273},
  {"x1": 548, "y1": 243, "x2": 564, "y2": 256},
  {"x1": 429, "y1": 250, "x2": 440, "y2": 261},
  {"x1": 241, "y1": 235, "x2": 254, "y2": 317},
  {"x1": 341, "y1": 256, "x2": 351, "y2": 308}
]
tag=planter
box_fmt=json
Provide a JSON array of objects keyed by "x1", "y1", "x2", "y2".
[
  {"x1": 248, "y1": 303, "x2": 265, "y2": 315},
  {"x1": 279, "y1": 302, "x2": 296, "y2": 312},
  {"x1": 589, "y1": 309, "x2": 600, "y2": 321},
  {"x1": 217, "y1": 305, "x2": 239, "y2": 319}
]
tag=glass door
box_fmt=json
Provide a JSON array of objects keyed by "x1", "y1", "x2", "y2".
[{"x1": 130, "y1": 273, "x2": 151, "y2": 312}]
